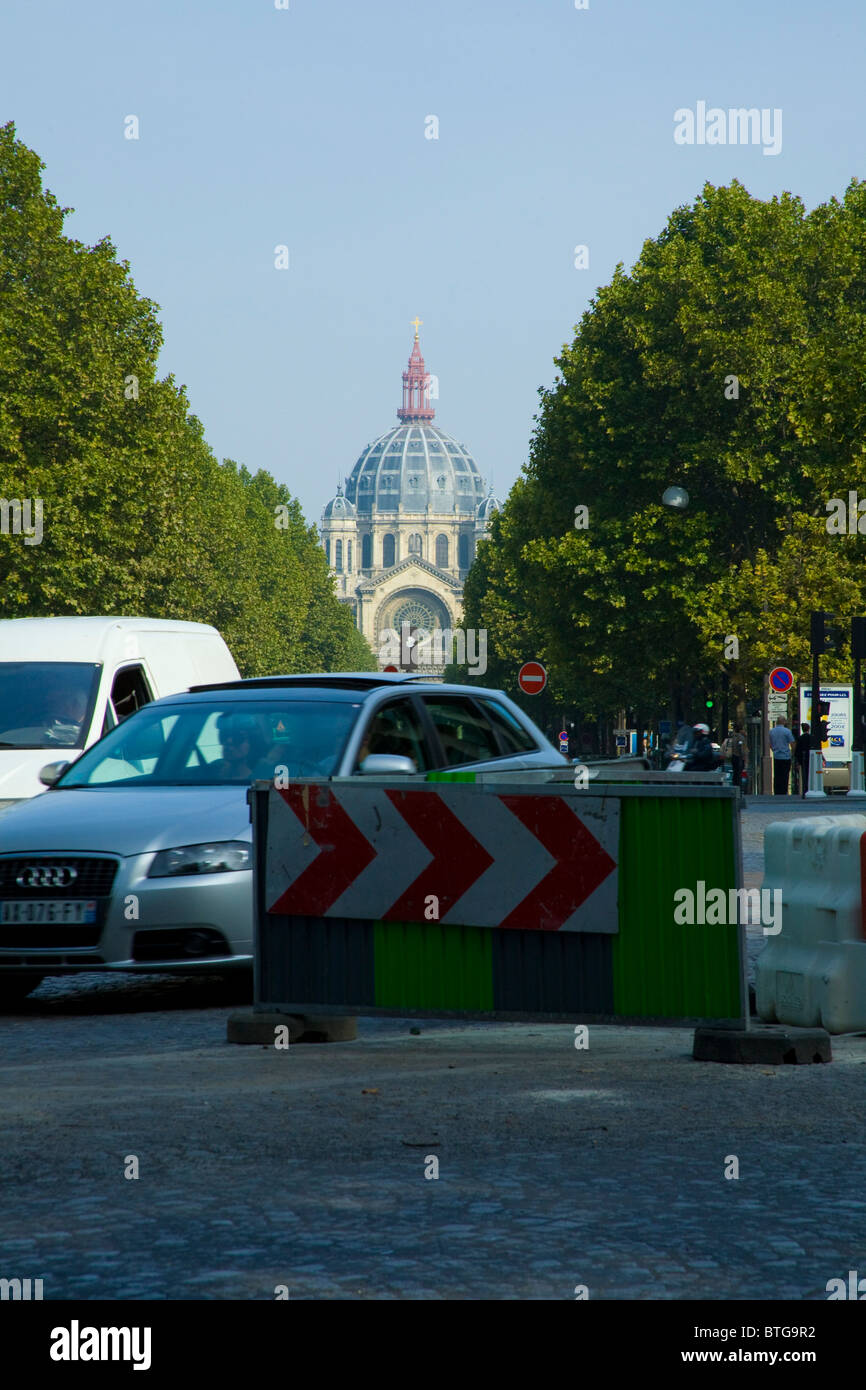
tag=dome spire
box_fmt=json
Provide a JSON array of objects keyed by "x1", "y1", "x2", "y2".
[{"x1": 397, "y1": 320, "x2": 435, "y2": 423}]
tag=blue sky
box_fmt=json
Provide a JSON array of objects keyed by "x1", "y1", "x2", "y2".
[{"x1": 2, "y1": 0, "x2": 864, "y2": 525}]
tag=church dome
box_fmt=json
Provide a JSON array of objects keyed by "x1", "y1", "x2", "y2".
[
  {"x1": 344, "y1": 329, "x2": 485, "y2": 516},
  {"x1": 476, "y1": 489, "x2": 502, "y2": 523},
  {"x1": 345, "y1": 423, "x2": 484, "y2": 515},
  {"x1": 321, "y1": 484, "x2": 356, "y2": 520}
]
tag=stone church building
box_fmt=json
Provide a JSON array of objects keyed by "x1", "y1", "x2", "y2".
[{"x1": 320, "y1": 327, "x2": 501, "y2": 671}]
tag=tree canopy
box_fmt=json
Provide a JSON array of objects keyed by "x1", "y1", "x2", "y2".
[
  {"x1": 459, "y1": 178, "x2": 866, "y2": 725},
  {"x1": 0, "y1": 122, "x2": 373, "y2": 675}
]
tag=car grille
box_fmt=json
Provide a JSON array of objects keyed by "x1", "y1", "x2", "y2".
[{"x1": 0, "y1": 857, "x2": 118, "y2": 898}]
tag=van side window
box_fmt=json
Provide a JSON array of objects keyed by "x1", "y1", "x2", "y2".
[{"x1": 111, "y1": 666, "x2": 153, "y2": 723}]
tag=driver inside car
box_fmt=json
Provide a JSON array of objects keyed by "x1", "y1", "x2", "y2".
[
  {"x1": 208, "y1": 713, "x2": 270, "y2": 782},
  {"x1": 41, "y1": 681, "x2": 89, "y2": 747}
]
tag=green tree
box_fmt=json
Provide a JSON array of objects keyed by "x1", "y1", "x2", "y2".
[
  {"x1": 0, "y1": 122, "x2": 373, "y2": 675},
  {"x1": 462, "y1": 179, "x2": 866, "y2": 723}
]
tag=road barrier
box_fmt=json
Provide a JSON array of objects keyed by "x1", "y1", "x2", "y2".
[
  {"x1": 249, "y1": 776, "x2": 745, "y2": 1024},
  {"x1": 756, "y1": 815, "x2": 866, "y2": 1033}
]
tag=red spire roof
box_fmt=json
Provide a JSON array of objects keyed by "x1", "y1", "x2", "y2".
[{"x1": 397, "y1": 321, "x2": 435, "y2": 422}]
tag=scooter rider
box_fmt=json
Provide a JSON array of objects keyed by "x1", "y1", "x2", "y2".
[{"x1": 689, "y1": 722, "x2": 718, "y2": 771}]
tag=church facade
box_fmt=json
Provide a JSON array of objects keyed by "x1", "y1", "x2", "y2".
[{"x1": 320, "y1": 327, "x2": 501, "y2": 671}]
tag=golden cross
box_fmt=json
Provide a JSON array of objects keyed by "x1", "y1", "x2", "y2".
[{"x1": 411, "y1": 316, "x2": 423, "y2": 339}]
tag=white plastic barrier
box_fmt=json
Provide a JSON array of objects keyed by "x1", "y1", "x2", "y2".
[{"x1": 756, "y1": 815, "x2": 866, "y2": 1033}]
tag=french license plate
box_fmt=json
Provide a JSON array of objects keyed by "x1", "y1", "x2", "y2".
[{"x1": 0, "y1": 899, "x2": 98, "y2": 925}]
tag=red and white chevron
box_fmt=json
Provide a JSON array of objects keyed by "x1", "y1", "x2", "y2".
[{"x1": 264, "y1": 783, "x2": 619, "y2": 933}]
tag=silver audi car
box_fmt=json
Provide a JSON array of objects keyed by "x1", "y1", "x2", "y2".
[{"x1": 0, "y1": 673, "x2": 568, "y2": 1001}]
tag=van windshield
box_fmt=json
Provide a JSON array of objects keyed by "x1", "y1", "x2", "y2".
[{"x1": 0, "y1": 662, "x2": 101, "y2": 749}]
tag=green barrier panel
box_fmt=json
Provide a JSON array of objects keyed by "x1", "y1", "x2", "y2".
[
  {"x1": 374, "y1": 920, "x2": 493, "y2": 1011},
  {"x1": 613, "y1": 794, "x2": 741, "y2": 1019}
]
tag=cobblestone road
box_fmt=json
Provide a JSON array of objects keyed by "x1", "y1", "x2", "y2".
[{"x1": 1, "y1": 803, "x2": 864, "y2": 1301}]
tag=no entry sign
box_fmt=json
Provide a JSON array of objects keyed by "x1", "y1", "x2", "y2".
[
  {"x1": 769, "y1": 667, "x2": 794, "y2": 694},
  {"x1": 518, "y1": 661, "x2": 547, "y2": 695}
]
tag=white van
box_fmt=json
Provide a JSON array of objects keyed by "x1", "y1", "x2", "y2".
[{"x1": 0, "y1": 617, "x2": 240, "y2": 806}]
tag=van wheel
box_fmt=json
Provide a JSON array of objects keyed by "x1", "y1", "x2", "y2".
[{"x1": 0, "y1": 974, "x2": 44, "y2": 1005}]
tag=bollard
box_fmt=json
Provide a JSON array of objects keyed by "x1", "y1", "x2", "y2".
[
  {"x1": 847, "y1": 750, "x2": 866, "y2": 799},
  {"x1": 804, "y1": 749, "x2": 827, "y2": 799}
]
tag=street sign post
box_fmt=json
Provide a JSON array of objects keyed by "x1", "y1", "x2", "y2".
[
  {"x1": 769, "y1": 667, "x2": 794, "y2": 694},
  {"x1": 517, "y1": 661, "x2": 547, "y2": 695}
]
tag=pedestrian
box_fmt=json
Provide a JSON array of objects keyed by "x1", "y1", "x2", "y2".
[
  {"x1": 794, "y1": 722, "x2": 811, "y2": 797},
  {"x1": 769, "y1": 715, "x2": 796, "y2": 795},
  {"x1": 722, "y1": 722, "x2": 748, "y2": 794}
]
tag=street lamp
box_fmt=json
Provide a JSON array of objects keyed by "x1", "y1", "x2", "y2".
[
  {"x1": 661, "y1": 484, "x2": 691, "y2": 731},
  {"x1": 662, "y1": 486, "x2": 689, "y2": 511}
]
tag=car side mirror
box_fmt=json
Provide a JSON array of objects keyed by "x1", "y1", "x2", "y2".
[
  {"x1": 358, "y1": 754, "x2": 417, "y2": 775},
  {"x1": 39, "y1": 760, "x2": 72, "y2": 787}
]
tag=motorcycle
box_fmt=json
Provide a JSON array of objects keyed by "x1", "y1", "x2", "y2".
[
  {"x1": 666, "y1": 724, "x2": 695, "y2": 773},
  {"x1": 665, "y1": 725, "x2": 722, "y2": 774}
]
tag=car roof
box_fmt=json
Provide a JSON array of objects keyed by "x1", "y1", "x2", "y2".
[
  {"x1": 0, "y1": 616, "x2": 221, "y2": 663},
  {"x1": 188, "y1": 672, "x2": 435, "y2": 692},
  {"x1": 158, "y1": 675, "x2": 518, "y2": 705}
]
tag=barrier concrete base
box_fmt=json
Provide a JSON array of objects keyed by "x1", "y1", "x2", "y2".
[
  {"x1": 693, "y1": 1024, "x2": 831, "y2": 1065},
  {"x1": 227, "y1": 1011, "x2": 358, "y2": 1044}
]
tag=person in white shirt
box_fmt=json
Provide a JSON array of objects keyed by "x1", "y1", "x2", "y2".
[{"x1": 769, "y1": 716, "x2": 796, "y2": 795}]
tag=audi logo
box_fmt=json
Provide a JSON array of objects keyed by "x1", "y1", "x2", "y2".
[{"x1": 15, "y1": 865, "x2": 79, "y2": 888}]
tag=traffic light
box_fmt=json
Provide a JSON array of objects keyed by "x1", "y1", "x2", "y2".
[
  {"x1": 852, "y1": 616, "x2": 866, "y2": 660},
  {"x1": 811, "y1": 611, "x2": 844, "y2": 655},
  {"x1": 704, "y1": 695, "x2": 714, "y2": 710}
]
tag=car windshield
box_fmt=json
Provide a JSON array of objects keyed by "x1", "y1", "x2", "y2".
[
  {"x1": 0, "y1": 662, "x2": 101, "y2": 749},
  {"x1": 57, "y1": 699, "x2": 360, "y2": 788}
]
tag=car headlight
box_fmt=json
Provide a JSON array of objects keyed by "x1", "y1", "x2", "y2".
[{"x1": 147, "y1": 841, "x2": 252, "y2": 878}]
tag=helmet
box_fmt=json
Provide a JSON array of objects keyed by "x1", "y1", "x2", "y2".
[{"x1": 693, "y1": 723, "x2": 710, "y2": 734}]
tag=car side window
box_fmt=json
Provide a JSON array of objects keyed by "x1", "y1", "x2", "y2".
[
  {"x1": 477, "y1": 699, "x2": 538, "y2": 754},
  {"x1": 421, "y1": 697, "x2": 502, "y2": 767},
  {"x1": 355, "y1": 698, "x2": 431, "y2": 772}
]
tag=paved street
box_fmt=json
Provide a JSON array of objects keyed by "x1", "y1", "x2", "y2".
[{"x1": 0, "y1": 802, "x2": 863, "y2": 1301}]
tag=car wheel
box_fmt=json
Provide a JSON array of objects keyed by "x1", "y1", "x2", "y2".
[{"x1": 0, "y1": 973, "x2": 44, "y2": 1006}]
